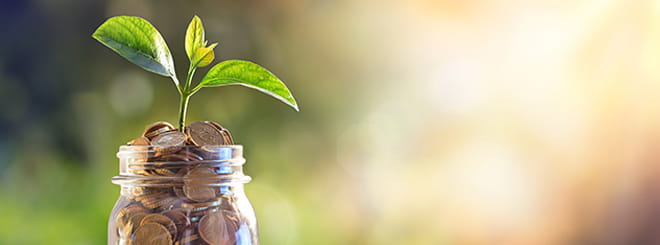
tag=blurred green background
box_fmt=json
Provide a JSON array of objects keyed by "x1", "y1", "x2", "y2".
[{"x1": 4, "y1": 0, "x2": 660, "y2": 244}]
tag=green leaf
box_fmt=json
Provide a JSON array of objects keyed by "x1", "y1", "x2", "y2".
[
  {"x1": 199, "y1": 60, "x2": 299, "y2": 111},
  {"x1": 92, "y1": 16, "x2": 176, "y2": 78},
  {"x1": 192, "y1": 43, "x2": 217, "y2": 67},
  {"x1": 185, "y1": 15, "x2": 205, "y2": 61}
]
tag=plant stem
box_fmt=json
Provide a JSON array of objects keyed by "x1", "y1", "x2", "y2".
[
  {"x1": 184, "y1": 64, "x2": 196, "y2": 92},
  {"x1": 178, "y1": 63, "x2": 198, "y2": 131},
  {"x1": 178, "y1": 93, "x2": 191, "y2": 131}
]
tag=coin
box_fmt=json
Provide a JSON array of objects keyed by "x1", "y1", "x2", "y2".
[
  {"x1": 183, "y1": 183, "x2": 217, "y2": 202},
  {"x1": 185, "y1": 121, "x2": 226, "y2": 146},
  {"x1": 132, "y1": 187, "x2": 167, "y2": 200},
  {"x1": 143, "y1": 121, "x2": 175, "y2": 139},
  {"x1": 199, "y1": 211, "x2": 229, "y2": 245},
  {"x1": 140, "y1": 195, "x2": 181, "y2": 210},
  {"x1": 131, "y1": 223, "x2": 172, "y2": 245},
  {"x1": 188, "y1": 206, "x2": 218, "y2": 221},
  {"x1": 151, "y1": 131, "x2": 187, "y2": 147},
  {"x1": 117, "y1": 205, "x2": 149, "y2": 239},
  {"x1": 131, "y1": 188, "x2": 171, "y2": 208},
  {"x1": 181, "y1": 199, "x2": 221, "y2": 210},
  {"x1": 219, "y1": 130, "x2": 233, "y2": 145},
  {"x1": 180, "y1": 150, "x2": 204, "y2": 161},
  {"x1": 151, "y1": 145, "x2": 183, "y2": 159},
  {"x1": 128, "y1": 213, "x2": 148, "y2": 227},
  {"x1": 151, "y1": 168, "x2": 176, "y2": 176},
  {"x1": 158, "y1": 152, "x2": 202, "y2": 162},
  {"x1": 140, "y1": 213, "x2": 178, "y2": 240},
  {"x1": 183, "y1": 167, "x2": 217, "y2": 202},
  {"x1": 129, "y1": 136, "x2": 151, "y2": 146},
  {"x1": 161, "y1": 209, "x2": 191, "y2": 229},
  {"x1": 118, "y1": 205, "x2": 149, "y2": 222},
  {"x1": 206, "y1": 121, "x2": 234, "y2": 145},
  {"x1": 124, "y1": 212, "x2": 148, "y2": 236},
  {"x1": 178, "y1": 228, "x2": 201, "y2": 244},
  {"x1": 127, "y1": 136, "x2": 152, "y2": 163},
  {"x1": 129, "y1": 169, "x2": 152, "y2": 176},
  {"x1": 173, "y1": 186, "x2": 187, "y2": 199},
  {"x1": 222, "y1": 211, "x2": 240, "y2": 245},
  {"x1": 205, "y1": 121, "x2": 224, "y2": 132}
]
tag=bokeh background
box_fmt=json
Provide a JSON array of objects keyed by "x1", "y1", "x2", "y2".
[{"x1": 2, "y1": 0, "x2": 660, "y2": 244}]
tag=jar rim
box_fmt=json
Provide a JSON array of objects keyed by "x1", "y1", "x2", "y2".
[
  {"x1": 114, "y1": 144, "x2": 249, "y2": 186},
  {"x1": 117, "y1": 145, "x2": 243, "y2": 159},
  {"x1": 111, "y1": 175, "x2": 252, "y2": 186},
  {"x1": 118, "y1": 144, "x2": 243, "y2": 152}
]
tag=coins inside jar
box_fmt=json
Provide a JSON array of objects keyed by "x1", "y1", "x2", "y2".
[
  {"x1": 116, "y1": 197, "x2": 250, "y2": 245},
  {"x1": 116, "y1": 120, "x2": 247, "y2": 244}
]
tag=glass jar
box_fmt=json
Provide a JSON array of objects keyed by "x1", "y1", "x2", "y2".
[{"x1": 108, "y1": 145, "x2": 258, "y2": 245}]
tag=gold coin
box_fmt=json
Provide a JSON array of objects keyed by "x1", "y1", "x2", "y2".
[
  {"x1": 151, "y1": 131, "x2": 187, "y2": 147},
  {"x1": 129, "y1": 136, "x2": 151, "y2": 146},
  {"x1": 143, "y1": 121, "x2": 175, "y2": 139},
  {"x1": 185, "y1": 121, "x2": 226, "y2": 146},
  {"x1": 131, "y1": 223, "x2": 172, "y2": 245},
  {"x1": 183, "y1": 167, "x2": 217, "y2": 202}
]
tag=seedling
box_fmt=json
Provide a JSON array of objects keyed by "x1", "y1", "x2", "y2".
[{"x1": 92, "y1": 15, "x2": 298, "y2": 130}]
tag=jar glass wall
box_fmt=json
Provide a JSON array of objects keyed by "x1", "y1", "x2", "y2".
[{"x1": 108, "y1": 145, "x2": 258, "y2": 245}]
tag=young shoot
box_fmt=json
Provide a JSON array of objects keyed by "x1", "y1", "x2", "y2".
[{"x1": 92, "y1": 15, "x2": 298, "y2": 130}]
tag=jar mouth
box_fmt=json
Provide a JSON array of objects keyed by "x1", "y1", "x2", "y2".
[
  {"x1": 117, "y1": 144, "x2": 243, "y2": 154},
  {"x1": 111, "y1": 175, "x2": 252, "y2": 186},
  {"x1": 114, "y1": 145, "x2": 250, "y2": 186},
  {"x1": 117, "y1": 145, "x2": 244, "y2": 163}
]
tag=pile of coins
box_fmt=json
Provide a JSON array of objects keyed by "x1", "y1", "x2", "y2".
[
  {"x1": 132, "y1": 121, "x2": 233, "y2": 148},
  {"x1": 112, "y1": 121, "x2": 249, "y2": 245}
]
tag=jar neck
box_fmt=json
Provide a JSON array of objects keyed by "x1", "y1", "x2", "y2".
[
  {"x1": 113, "y1": 145, "x2": 251, "y2": 187},
  {"x1": 118, "y1": 184, "x2": 248, "y2": 199}
]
